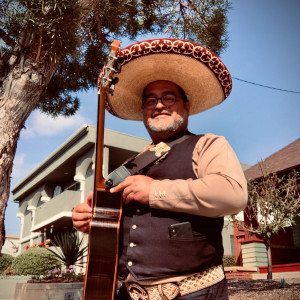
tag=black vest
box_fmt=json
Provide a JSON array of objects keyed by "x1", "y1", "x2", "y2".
[{"x1": 118, "y1": 132, "x2": 224, "y2": 281}]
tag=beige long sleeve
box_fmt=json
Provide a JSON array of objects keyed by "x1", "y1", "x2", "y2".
[{"x1": 149, "y1": 133, "x2": 248, "y2": 217}]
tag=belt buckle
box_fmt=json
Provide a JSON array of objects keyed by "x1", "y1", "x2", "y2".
[{"x1": 126, "y1": 282, "x2": 149, "y2": 300}]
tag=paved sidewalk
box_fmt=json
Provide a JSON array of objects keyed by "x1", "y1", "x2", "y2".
[{"x1": 252, "y1": 271, "x2": 300, "y2": 279}]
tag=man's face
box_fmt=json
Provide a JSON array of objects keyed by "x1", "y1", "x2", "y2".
[{"x1": 142, "y1": 81, "x2": 190, "y2": 136}]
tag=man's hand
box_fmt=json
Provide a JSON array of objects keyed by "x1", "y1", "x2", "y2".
[
  {"x1": 110, "y1": 175, "x2": 154, "y2": 205},
  {"x1": 72, "y1": 175, "x2": 153, "y2": 230},
  {"x1": 72, "y1": 191, "x2": 93, "y2": 232}
]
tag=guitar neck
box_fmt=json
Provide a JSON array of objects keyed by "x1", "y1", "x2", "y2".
[
  {"x1": 93, "y1": 89, "x2": 107, "y2": 194},
  {"x1": 83, "y1": 40, "x2": 122, "y2": 300},
  {"x1": 93, "y1": 39, "x2": 121, "y2": 194}
]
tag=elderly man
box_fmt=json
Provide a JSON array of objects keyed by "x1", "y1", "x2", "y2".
[{"x1": 72, "y1": 39, "x2": 247, "y2": 300}]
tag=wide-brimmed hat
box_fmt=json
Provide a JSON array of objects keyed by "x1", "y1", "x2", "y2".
[{"x1": 101, "y1": 38, "x2": 232, "y2": 121}]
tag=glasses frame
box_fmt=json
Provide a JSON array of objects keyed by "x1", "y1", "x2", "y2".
[{"x1": 142, "y1": 94, "x2": 179, "y2": 109}]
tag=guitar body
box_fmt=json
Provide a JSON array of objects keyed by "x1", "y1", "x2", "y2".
[
  {"x1": 84, "y1": 190, "x2": 122, "y2": 300},
  {"x1": 83, "y1": 40, "x2": 122, "y2": 300}
]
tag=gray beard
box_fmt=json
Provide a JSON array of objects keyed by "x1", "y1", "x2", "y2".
[{"x1": 145, "y1": 110, "x2": 188, "y2": 134}]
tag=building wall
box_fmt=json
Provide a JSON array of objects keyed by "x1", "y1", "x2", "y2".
[
  {"x1": 85, "y1": 164, "x2": 94, "y2": 199},
  {"x1": 292, "y1": 216, "x2": 300, "y2": 248},
  {"x1": 23, "y1": 212, "x2": 32, "y2": 238},
  {"x1": 241, "y1": 242, "x2": 267, "y2": 268},
  {"x1": 2, "y1": 235, "x2": 19, "y2": 257},
  {"x1": 222, "y1": 219, "x2": 235, "y2": 256}
]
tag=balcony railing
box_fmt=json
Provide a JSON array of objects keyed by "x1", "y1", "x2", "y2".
[{"x1": 34, "y1": 190, "x2": 80, "y2": 227}]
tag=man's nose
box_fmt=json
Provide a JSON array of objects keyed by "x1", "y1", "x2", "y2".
[{"x1": 155, "y1": 98, "x2": 166, "y2": 109}]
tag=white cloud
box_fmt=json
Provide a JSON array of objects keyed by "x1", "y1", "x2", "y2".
[
  {"x1": 11, "y1": 153, "x2": 37, "y2": 183},
  {"x1": 22, "y1": 111, "x2": 92, "y2": 138},
  {"x1": 12, "y1": 153, "x2": 26, "y2": 179}
]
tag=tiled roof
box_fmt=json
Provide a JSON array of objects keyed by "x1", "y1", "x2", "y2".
[{"x1": 244, "y1": 138, "x2": 300, "y2": 180}]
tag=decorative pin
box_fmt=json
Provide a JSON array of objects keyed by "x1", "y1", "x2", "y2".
[{"x1": 150, "y1": 142, "x2": 171, "y2": 157}]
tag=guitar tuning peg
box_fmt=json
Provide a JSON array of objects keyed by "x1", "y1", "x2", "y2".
[
  {"x1": 117, "y1": 56, "x2": 124, "y2": 64},
  {"x1": 113, "y1": 56, "x2": 124, "y2": 74},
  {"x1": 111, "y1": 77, "x2": 119, "y2": 85},
  {"x1": 108, "y1": 84, "x2": 115, "y2": 95}
]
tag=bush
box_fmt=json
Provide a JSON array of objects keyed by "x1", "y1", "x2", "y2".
[
  {"x1": 12, "y1": 247, "x2": 60, "y2": 276},
  {"x1": 223, "y1": 255, "x2": 236, "y2": 267},
  {"x1": 0, "y1": 254, "x2": 14, "y2": 274}
]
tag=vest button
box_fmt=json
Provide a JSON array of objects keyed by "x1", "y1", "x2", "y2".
[
  {"x1": 129, "y1": 242, "x2": 136, "y2": 248},
  {"x1": 128, "y1": 261, "x2": 133, "y2": 266},
  {"x1": 136, "y1": 209, "x2": 140, "y2": 213},
  {"x1": 132, "y1": 225, "x2": 137, "y2": 229}
]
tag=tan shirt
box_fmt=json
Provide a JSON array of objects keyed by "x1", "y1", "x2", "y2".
[
  {"x1": 149, "y1": 133, "x2": 248, "y2": 217},
  {"x1": 126, "y1": 133, "x2": 248, "y2": 284}
]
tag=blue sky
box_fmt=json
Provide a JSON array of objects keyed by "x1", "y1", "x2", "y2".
[{"x1": 5, "y1": 0, "x2": 300, "y2": 235}]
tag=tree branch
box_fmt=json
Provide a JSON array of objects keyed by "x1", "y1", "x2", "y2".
[
  {"x1": 0, "y1": 28, "x2": 16, "y2": 49},
  {"x1": 36, "y1": 29, "x2": 43, "y2": 61},
  {"x1": 94, "y1": 8, "x2": 110, "y2": 44}
]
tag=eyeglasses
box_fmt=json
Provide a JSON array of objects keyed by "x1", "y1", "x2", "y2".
[{"x1": 142, "y1": 94, "x2": 178, "y2": 109}]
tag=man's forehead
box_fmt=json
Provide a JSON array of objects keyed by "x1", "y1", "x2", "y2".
[{"x1": 144, "y1": 80, "x2": 180, "y2": 93}]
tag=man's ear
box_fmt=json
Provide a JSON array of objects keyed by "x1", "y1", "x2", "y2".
[{"x1": 185, "y1": 101, "x2": 190, "y2": 112}]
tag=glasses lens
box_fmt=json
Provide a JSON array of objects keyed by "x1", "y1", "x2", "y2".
[
  {"x1": 143, "y1": 98, "x2": 157, "y2": 108},
  {"x1": 143, "y1": 94, "x2": 177, "y2": 108},
  {"x1": 162, "y1": 94, "x2": 176, "y2": 104}
]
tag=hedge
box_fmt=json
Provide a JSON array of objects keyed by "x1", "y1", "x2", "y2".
[
  {"x1": 223, "y1": 255, "x2": 236, "y2": 267},
  {"x1": 0, "y1": 254, "x2": 14, "y2": 274},
  {"x1": 11, "y1": 247, "x2": 60, "y2": 276}
]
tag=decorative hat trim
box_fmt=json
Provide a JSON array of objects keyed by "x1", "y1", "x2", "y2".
[{"x1": 99, "y1": 38, "x2": 232, "y2": 121}]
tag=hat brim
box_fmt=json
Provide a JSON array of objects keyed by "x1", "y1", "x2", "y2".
[{"x1": 104, "y1": 39, "x2": 232, "y2": 121}]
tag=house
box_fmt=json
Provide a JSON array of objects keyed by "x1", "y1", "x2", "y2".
[
  {"x1": 234, "y1": 138, "x2": 300, "y2": 269},
  {"x1": 11, "y1": 125, "x2": 248, "y2": 259},
  {"x1": 2, "y1": 235, "x2": 19, "y2": 257}
]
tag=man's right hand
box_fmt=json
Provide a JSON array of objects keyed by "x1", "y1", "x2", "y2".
[{"x1": 72, "y1": 191, "x2": 93, "y2": 232}]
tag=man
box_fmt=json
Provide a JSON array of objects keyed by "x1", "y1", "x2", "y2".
[{"x1": 72, "y1": 39, "x2": 247, "y2": 299}]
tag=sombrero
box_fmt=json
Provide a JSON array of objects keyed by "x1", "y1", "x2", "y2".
[{"x1": 101, "y1": 38, "x2": 232, "y2": 121}]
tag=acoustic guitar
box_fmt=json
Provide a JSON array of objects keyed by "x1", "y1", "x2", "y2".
[{"x1": 83, "y1": 40, "x2": 122, "y2": 300}]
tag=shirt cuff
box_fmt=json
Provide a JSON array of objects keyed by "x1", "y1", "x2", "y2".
[{"x1": 149, "y1": 179, "x2": 190, "y2": 211}]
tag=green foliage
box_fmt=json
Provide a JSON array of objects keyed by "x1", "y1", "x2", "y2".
[
  {"x1": 11, "y1": 247, "x2": 60, "y2": 276},
  {"x1": 223, "y1": 255, "x2": 236, "y2": 267},
  {"x1": 244, "y1": 168, "x2": 300, "y2": 241},
  {"x1": 46, "y1": 231, "x2": 87, "y2": 267},
  {"x1": 163, "y1": 0, "x2": 231, "y2": 55},
  {"x1": 280, "y1": 278, "x2": 286, "y2": 288},
  {"x1": 0, "y1": 254, "x2": 14, "y2": 273},
  {"x1": 0, "y1": 0, "x2": 231, "y2": 117},
  {"x1": 1, "y1": 0, "x2": 81, "y2": 59}
]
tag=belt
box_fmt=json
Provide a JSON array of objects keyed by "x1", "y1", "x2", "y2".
[{"x1": 125, "y1": 265, "x2": 224, "y2": 300}]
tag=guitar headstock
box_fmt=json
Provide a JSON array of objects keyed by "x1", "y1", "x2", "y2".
[{"x1": 98, "y1": 40, "x2": 121, "y2": 94}]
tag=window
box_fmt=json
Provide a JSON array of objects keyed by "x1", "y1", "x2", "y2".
[{"x1": 52, "y1": 185, "x2": 62, "y2": 198}]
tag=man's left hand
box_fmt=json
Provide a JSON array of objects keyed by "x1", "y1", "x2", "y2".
[{"x1": 110, "y1": 175, "x2": 154, "y2": 205}]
